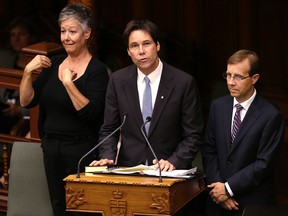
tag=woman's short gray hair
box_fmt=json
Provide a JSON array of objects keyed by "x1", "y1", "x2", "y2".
[{"x1": 58, "y1": 3, "x2": 93, "y2": 32}]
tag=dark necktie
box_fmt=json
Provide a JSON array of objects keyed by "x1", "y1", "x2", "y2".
[
  {"x1": 142, "y1": 76, "x2": 152, "y2": 133},
  {"x1": 231, "y1": 104, "x2": 243, "y2": 143}
]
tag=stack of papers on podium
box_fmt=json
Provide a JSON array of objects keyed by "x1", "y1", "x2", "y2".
[
  {"x1": 85, "y1": 164, "x2": 152, "y2": 174},
  {"x1": 85, "y1": 164, "x2": 197, "y2": 178},
  {"x1": 143, "y1": 167, "x2": 197, "y2": 178},
  {"x1": 109, "y1": 164, "x2": 153, "y2": 174}
]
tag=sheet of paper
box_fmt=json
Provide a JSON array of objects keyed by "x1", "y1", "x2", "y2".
[{"x1": 143, "y1": 167, "x2": 197, "y2": 178}]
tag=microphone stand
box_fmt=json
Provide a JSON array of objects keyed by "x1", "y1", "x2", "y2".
[
  {"x1": 141, "y1": 117, "x2": 163, "y2": 182},
  {"x1": 76, "y1": 114, "x2": 127, "y2": 178}
]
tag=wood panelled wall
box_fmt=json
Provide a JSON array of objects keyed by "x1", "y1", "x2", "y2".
[
  {"x1": 1, "y1": 0, "x2": 287, "y2": 98},
  {"x1": 1, "y1": 0, "x2": 288, "y2": 204}
]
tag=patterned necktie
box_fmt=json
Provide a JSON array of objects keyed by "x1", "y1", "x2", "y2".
[
  {"x1": 142, "y1": 76, "x2": 152, "y2": 133},
  {"x1": 231, "y1": 104, "x2": 243, "y2": 143}
]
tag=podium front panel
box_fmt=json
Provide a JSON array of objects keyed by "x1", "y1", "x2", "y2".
[{"x1": 64, "y1": 173, "x2": 205, "y2": 216}]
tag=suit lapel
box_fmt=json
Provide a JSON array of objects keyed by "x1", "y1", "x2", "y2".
[
  {"x1": 224, "y1": 97, "x2": 234, "y2": 150},
  {"x1": 148, "y1": 64, "x2": 174, "y2": 136},
  {"x1": 122, "y1": 67, "x2": 143, "y2": 129},
  {"x1": 229, "y1": 95, "x2": 261, "y2": 152}
]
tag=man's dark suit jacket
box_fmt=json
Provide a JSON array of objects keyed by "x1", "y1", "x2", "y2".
[
  {"x1": 203, "y1": 93, "x2": 285, "y2": 216},
  {"x1": 98, "y1": 62, "x2": 203, "y2": 169}
]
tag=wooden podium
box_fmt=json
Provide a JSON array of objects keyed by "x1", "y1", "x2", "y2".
[{"x1": 64, "y1": 173, "x2": 205, "y2": 216}]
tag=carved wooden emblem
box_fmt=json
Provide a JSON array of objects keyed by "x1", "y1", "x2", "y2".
[
  {"x1": 150, "y1": 193, "x2": 170, "y2": 214},
  {"x1": 110, "y1": 189, "x2": 127, "y2": 216},
  {"x1": 66, "y1": 186, "x2": 87, "y2": 209}
]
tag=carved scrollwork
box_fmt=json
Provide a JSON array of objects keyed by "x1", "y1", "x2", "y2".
[
  {"x1": 150, "y1": 193, "x2": 170, "y2": 214},
  {"x1": 66, "y1": 186, "x2": 87, "y2": 209}
]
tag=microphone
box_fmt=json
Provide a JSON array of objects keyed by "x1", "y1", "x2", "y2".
[
  {"x1": 140, "y1": 117, "x2": 163, "y2": 182},
  {"x1": 76, "y1": 114, "x2": 127, "y2": 178}
]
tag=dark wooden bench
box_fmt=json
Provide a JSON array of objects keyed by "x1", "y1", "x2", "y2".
[{"x1": 0, "y1": 41, "x2": 64, "y2": 212}]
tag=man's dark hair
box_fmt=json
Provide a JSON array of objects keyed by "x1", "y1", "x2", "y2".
[{"x1": 122, "y1": 19, "x2": 160, "y2": 48}]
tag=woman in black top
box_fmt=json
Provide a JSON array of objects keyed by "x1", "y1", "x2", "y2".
[{"x1": 19, "y1": 3, "x2": 109, "y2": 216}]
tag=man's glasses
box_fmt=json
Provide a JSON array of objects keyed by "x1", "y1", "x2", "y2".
[{"x1": 223, "y1": 73, "x2": 250, "y2": 81}]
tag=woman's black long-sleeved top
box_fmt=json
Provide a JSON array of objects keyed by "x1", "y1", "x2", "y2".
[{"x1": 26, "y1": 55, "x2": 109, "y2": 139}]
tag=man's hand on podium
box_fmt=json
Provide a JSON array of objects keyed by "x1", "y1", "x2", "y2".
[
  {"x1": 90, "y1": 159, "x2": 114, "y2": 166},
  {"x1": 152, "y1": 159, "x2": 175, "y2": 172}
]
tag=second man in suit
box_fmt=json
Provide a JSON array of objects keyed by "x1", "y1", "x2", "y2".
[
  {"x1": 90, "y1": 19, "x2": 203, "y2": 172},
  {"x1": 202, "y1": 49, "x2": 285, "y2": 216}
]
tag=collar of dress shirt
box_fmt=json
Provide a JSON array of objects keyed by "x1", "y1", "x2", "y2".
[
  {"x1": 233, "y1": 88, "x2": 257, "y2": 111},
  {"x1": 137, "y1": 58, "x2": 163, "y2": 84}
]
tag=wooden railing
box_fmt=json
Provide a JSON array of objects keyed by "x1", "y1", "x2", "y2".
[{"x1": 0, "y1": 41, "x2": 64, "y2": 212}]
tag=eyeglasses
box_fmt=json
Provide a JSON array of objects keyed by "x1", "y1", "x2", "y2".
[{"x1": 223, "y1": 73, "x2": 250, "y2": 81}]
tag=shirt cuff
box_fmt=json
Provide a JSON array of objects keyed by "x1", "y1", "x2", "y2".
[{"x1": 225, "y1": 182, "x2": 234, "y2": 197}]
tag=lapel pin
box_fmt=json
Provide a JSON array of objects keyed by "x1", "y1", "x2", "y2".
[{"x1": 161, "y1": 96, "x2": 164, "y2": 99}]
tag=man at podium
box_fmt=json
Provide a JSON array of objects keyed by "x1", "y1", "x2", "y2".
[{"x1": 90, "y1": 19, "x2": 203, "y2": 175}]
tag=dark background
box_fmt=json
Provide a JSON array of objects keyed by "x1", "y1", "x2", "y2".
[
  {"x1": 1, "y1": 0, "x2": 288, "y2": 98},
  {"x1": 0, "y1": 0, "x2": 288, "y2": 205}
]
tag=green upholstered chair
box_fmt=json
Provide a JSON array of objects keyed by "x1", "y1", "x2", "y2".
[{"x1": 7, "y1": 141, "x2": 53, "y2": 216}]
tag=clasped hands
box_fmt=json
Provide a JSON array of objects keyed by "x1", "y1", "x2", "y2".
[
  {"x1": 89, "y1": 158, "x2": 175, "y2": 172},
  {"x1": 208, "y1": 182, "x2": 239, "y2": 211}
]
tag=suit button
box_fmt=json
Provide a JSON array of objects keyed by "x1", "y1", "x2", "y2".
[{"x1": 227, "y1": 161, "x2": 231, "y2": 165}]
